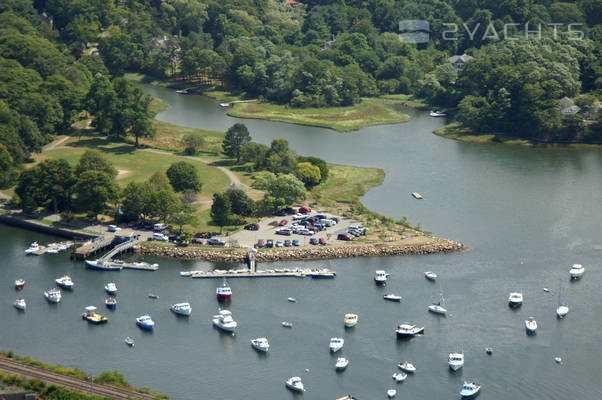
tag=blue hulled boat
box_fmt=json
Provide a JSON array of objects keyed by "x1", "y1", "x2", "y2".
[{"x1": 136, "y1": 315, "x2": 155, "y2": 330}]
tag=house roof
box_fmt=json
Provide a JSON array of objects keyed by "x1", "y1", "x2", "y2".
[
  {"x1": 448, "y1": 54, "x2": 474, "y2": 64},
  {"x1": 559, "y1": 96, "x2": 574, "y2": 109}
]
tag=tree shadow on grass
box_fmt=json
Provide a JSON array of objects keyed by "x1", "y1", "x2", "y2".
[{"x1": 68, "y1": 138, "x2": 137, "y2": 155}]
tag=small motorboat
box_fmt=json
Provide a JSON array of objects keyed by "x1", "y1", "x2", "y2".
[
  {"x1": 216, "y1": 281, "x2": 232, "y2": 301},
  {"x1": 219, "y1": 102, "x2": 232, "y2": 108},
  {"x1": 124, "y1": 336, "x2": 135, "y2": 347},
  {"x1": 569, "y1": 264, "x2": 585, "y2": 279},
  {"x1": 55, "y1": 275, "x2": 74, "y2": 290},
  {"x1": 387, "y1": 388, "x2": 397, "y2": 398},
  {"x1": 555, "y1": 356, "x2": 562, "y2": 364},
  {"x1": 411, "y1": 192, "x2": 423, "y2": 199},
  {"x1": 335, "y1": 357, "x2": 349, "y2": 371},
  {"x1": 175, "y1": 89, "x2": 189, "y2": 94},
  {"x1": 428, "y1": 301, "x2": 447, "y2": 315},
  {"x1": 308, "y1": 270, "x2": 336, "y2": 279},
  {"x1": 44, "y1": 288, "x2": 61, "y2": 303},
  {"x1": 543, "y1": 287, "x2": 550, "y2": 293},
  {"x1": 287, "y1": 297, "x2": 297, "y2": 303},
  {"x1": 429, "y1": 110, "x2": 447, "y2": 117},
  {"x1": 281, "y1": 321, "x2": 293, "y2": 328},
  {"x1": 556, "y1": 302, "x2": 569, "y2": 318},
  {"x1": 374, "y1": 270, "x2": 389, "y2": 286},
  {"x1": 105, "y1": 297, "x2": 117, "y2": 309},
  {"x1": 212, "y1": 309, "x2": 237, "y2": 332},
  {"x1": 13, "y1": 298, "x2": 26, "y2": 311},
  {"x1": 384, "y1": 293, "x2": 401, "y2": 302},
  {"x1": 81, "y1": 306, "x2": 108, "y2": 324},
  {"x1": 460, "y1": 381, "x2": 481, "y2": 398},
  {"x1": 105, "y1": 282, "x2": 118, "y2": 295},
  {"x1": 424, "y1": 271, "x2": 437, "y2": 281},
  {"x1": 285, "y1": 376, "x2": 305, "y2": 392},
  {"x1": 46, "y1": 247, "x2": 59, "y2": 254},
  {"x1": 508, "y1": 292, "x2": 523, "y2": 307},
  {"x1": 485, "y1": 348, "x2": 493, "y2": 355},
  {"x1": 148, "y1": 293, "x2": 159, "y2": 299},
  {"x1": 398, "y1": 361, "x2": 416, "y2": 373},
  {"x1": 525, "y1": 317, "x2": 537, "y2": 334},
  {"x1": 392, "y1": 372, "x2": 407, "y2": 382},
  {"x1": 25, "y1": 242, "x2": 40, "y2": 254},
  {"x1": 448, "y1": 352, "x2": 464, "y2": 371},
  {"x1": 395, "y1": 323, "x2": 424, "y2": 338},
  {"x1": 170, "y1": 302, "x2": 191, "y2": 316},
  {"x1": 250, "y1": 337, "x2": 270, "y2": 352},
  {"x1": 344, "y1": 313, "x2": 358, "y2": 328},
  {"x1": 85, "y1": 259, "x2": 122, "y2": 271},
  {"x1": 136, "y1": 315, "x2": 155, "y2": 330},
  {"x1": 15, "y1": 279, "x2": 25, "y2": 290},
  {"x1": 329, "y1": 337, "x2": 344, "y2": 352}
]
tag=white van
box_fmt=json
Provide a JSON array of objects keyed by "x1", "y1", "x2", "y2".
[
  {"x1": 152, "y1": 233, "x2": 169, "y2": 241},
  {"x1": 153, "y1": 223, "x2": 167, "y2": 231}
]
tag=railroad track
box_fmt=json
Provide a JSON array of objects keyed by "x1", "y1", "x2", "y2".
[{"x1": 0, "y1": 356, "x2": 161, "y2": 399}]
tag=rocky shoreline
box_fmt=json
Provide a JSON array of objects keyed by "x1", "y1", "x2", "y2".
[{"x1": 138, "y1": 239, "x2": 466, "y2": 263}]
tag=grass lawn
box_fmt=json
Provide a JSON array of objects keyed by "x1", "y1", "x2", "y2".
[
  {"x1": 41, "y1": 134, "x2": 232, "y2": 200},
  {"x1": 432, "y1": 122, "x2": 532, "y2": 145},
  {"x1": 227, "y1": 100, "x2": 410, "y2": 132},
  {"x1": 309, "y1": 164, "x2": 385, "y2": 208},
  {"x1": 375, "y1": 94, "x2": 429, "y2": 109}
]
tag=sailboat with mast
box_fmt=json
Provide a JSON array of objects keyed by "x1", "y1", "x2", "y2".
[
  {"x1": 428, "y1": 283, "x2": 447, "y2": 315},
  {"x1": 556, "y1": 280, "x2": 569, "y2": 319}
]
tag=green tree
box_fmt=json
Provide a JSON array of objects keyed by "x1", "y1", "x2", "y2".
[
  {"x1": 0, "y1": 143, "x2": 17, "y2": 189},
  {"x1": 169, "y1": 204, "x2": 199, "y2": 232},
  {"x1": 226, "y1": 188, "x2": 256, "y2": 217},
  {"x1": 296, "y1": 156, "x2": 329, "y2": 181},
  {"x1": 74, "y1": 150, "x2": 118, "y2": 179},
  {"x1": 120, "y1": 181, "x2": 153, "y2": 221},
  {"x1": 152, "y1": 188, "x2": 181, "y2": 223},
  {"x1": 166, "y1": 161, "x2": 202, "y2": 192},
  {"x1": 181, "y1": 134, "x2": 205, "y2": 155},
  {"x1": 223, "y1": 123, "x2": 251, "y2": 162},
  {"x1": 210, "y1": 192, "x2": 231, "y2": 233},
  {"x1": 297, "y1": 162, "x2": 322, "y2": 187},
  {"x1": 74, "y1": 171, "x2": 118, "y2": 219}
]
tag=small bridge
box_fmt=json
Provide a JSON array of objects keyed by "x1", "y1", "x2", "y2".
[{"x1": 98, "y1": 237, "x2": 141, "y2": 262}]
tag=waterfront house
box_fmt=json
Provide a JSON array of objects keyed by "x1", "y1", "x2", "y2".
[
  {"x1": 559, "y1": 97, "x2": 581, "y2": 116},
  {"x1": 448, "y1": 54, "x2": 474, "y2": 70}
]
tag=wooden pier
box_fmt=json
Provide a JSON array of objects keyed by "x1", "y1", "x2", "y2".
[
  {"x1": 71, "y1": 234, "x2": 115, "y2": 260},
  {"x1": 103, "y1": 261, "x2": 159, "y2": 271}
]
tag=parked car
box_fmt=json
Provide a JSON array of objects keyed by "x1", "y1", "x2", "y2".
[
  {"x1": 192, "y1": 237, "x2": 204, "y2": 244},
  {"x1": 255, "y1": 239, "x2": 265, "y2": 248},
  {"x1": 207, "y1": 238, "x2": 226, "y2": 246},
  {"x1": 319, "y1": 237, "x2": 327, "y2": 245},
  {"x1": 276, "y1": 240, "x2": 283, "y2": 247},
  {"x1": 292, "y1": 239, "x2": 301, "y2": 246},
  {"x1": 245, "y1": 223, "x2": 259, "y2": 231},
  {"x1": 266, "y1": 239, "x2": 274, "y2": 248},
  {"x1": 299, "y1": 229, "x2": 314, "y2": 236},
  {"x1": 293, "y1": 213, "x2": 305, "y2": 220},
  {"x1": 337, "y1": 233, "x2": 354, "y2": 241},
  {"x1": 284, "y1": 239, "x2": 292, "y2": 247},
  {"x1": 299, "y1": 206, "x2": 311, "y2": 214},
  {"x1": 278, "y1": 219, "x2": 288, "y2": 226},
  {"x1": 152, "y1": 233, "x2": 169, "y2": 241},
  {"x1": 276, "y1": 228, "x2": 291, "y2": 236},
  {"x1": 348, "y1": 229, "x2": 362, "y2": 237},
  {"x1": 153, "y1": 223, "x2": 167, "y2": 231},
  {"x1": 309, "y1": 238, "x2": 318, "y2": 245},
  {"x1": 108, "y1": 224, "x2": 121, "y2": 232}
]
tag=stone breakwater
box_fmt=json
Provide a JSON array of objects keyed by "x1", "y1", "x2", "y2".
[{"x1": 138, "y1": 239, "x2": 466, "y2": 263}]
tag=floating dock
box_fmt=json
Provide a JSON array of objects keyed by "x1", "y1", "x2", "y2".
[
  {"x1": 104, "y1": 261, "x2": 158, "y2": 271},
  {"x1": 180, "y1": 268, "x2": 335, "y2": 279},
  {"x1": 31, "y1": 241, "x2": 74, "y2": 255}
]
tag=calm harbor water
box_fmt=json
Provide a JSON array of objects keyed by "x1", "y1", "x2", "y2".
[{"x1": 2, "y1": 87, "x2": 602, "y2": 399}]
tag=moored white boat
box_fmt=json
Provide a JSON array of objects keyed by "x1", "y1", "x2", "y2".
[
  {"x1": 285, "y1": 376, "x2": 305, "y2": 392},
  {"x1": 329, "y1": 337, "x2": 344, "y2": 352},
  {"x1": 216, "y1": 281, "x2": 232, "y2": 301},
  {"x1": 124, "y1": 336, "x2": 135, "y2": 346},
  {"x1": 525, "y1": 317, "x2": 537, "y2": 334},
  {"x1": 387, "y1": 388, "x2": 397, "y2": 398},
  {"x1": 508, "y1": 292, "x2": 523, "y2": 307},
  {"x1": 392, "y1": 372, "x2": 407, "y2": 382},
  {"x1": 13, "y1": 298, "x2": 26, "y2": 310},
  {"x1": 250, "y1": 337, "x2": 270, "y2": 352},
  {"x1": 136, "y1": 315, "x2": 154, "y2": 330},
  {"x1": 384, "y1": 293, "x2": 401, "y2": 302},
  {"x1": 344, "y1": 313, "x2": 358, "y2": 328},
  {"x1": 448, "y1": 352, "x2": 464, "y2": 371},
  {"x1": 411, "y1": 192, "x2": 423, "y2": 199},
  {"x1": 429, "y1": 110, "x2": 447, "y2": 117},
  {"x1": 287, "y1": 297, "x2": 297, "y2": 302},
  {"x1": 25, "y1": 242, "x2": 40, "y2": 254},
  {"x1": 398, "y1": 361, "x2": 416, "y2": 373},
  {"x1": 395, "y1": 323, "x2": 424, "y2": 338},
  {"x1": 170, "y1": 302, "x2": 191, "y2": 316},
  {"x1": 105, "y1": 282, "x2": 118, "y2": 294},
  {"x1": 556, "y1": 303, "x2": 569, "y2": 318},
  {"x1": 44, "y1": 288, "x2": 61, "y2": 303},
  {"x1": 374, "y1": 270, "x2": 388, "y2": 285},
  {"x1": 335, "y1": 357, "x2": 349, "y2": 371},
  {"x1": 15, "y1": 279, "x2": 25, "y2": 290},
  {"x1": 85, "y1": 259, "x2": 122, "y2": 271},
  {"x1": 460, "y1": 381, "x2": 481, "y2": 398},
  {"x1": 424, "y1": 271, "x2": 437, "y2": 281},
  {"x1": 428, "y1": 301, "x2": 447, "y2": 315},
  {"x1": 105, "y1": 297, "x2": 117, "y2": 309},
  {"x1": 55, "y1": 275, "x2": 74, "y2": 289},
  {"x1": 281, "y1": 321, "x2": 293, "y2": 328},
  {"x1": 569, "y1": 264, "x2": 585, "y2": 279},
  {"x1": 212, "y1": 309, "x2": 237, "y2": 332}
]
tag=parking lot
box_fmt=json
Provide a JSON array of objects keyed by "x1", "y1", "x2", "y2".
[{"x1": 227, "y1": 209, "x2": 359, "y2": 248}]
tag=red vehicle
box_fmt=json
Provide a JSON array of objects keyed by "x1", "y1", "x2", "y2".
[
  {"x1": 319, "y1": 237, "x2": 327, "y2": 245},
  {"x1": 278, "y1": 219, "x2": 288, "y2": 226},
  {"x1": 255, "y1": 239, "x2": 265, "y2": 248},
  {"x1": 299, "y1": 206, "x2": 311, "y2": 214},
  {"x1": 337, "y1": 233, "x2": 354, "y2": 241}
]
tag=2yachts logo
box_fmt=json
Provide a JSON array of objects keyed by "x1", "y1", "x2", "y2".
[{"x1": 398, "y1": 20, "x2": 430, "y2": 44}]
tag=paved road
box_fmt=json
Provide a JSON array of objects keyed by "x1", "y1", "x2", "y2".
[
  {"x1": 143, "y1": 148, "x2": 242, "y2": 188},
  {"x1": 0, "y1": 356, "x2": 161, "y2": 399}
]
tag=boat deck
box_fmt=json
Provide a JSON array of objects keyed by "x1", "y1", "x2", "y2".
[
  {"x1": 31, "y1": 241, "x2": 74, "y2": 255},
  {"x1": 82, "y1": 313, "x2": 108, "y2": 323}
]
